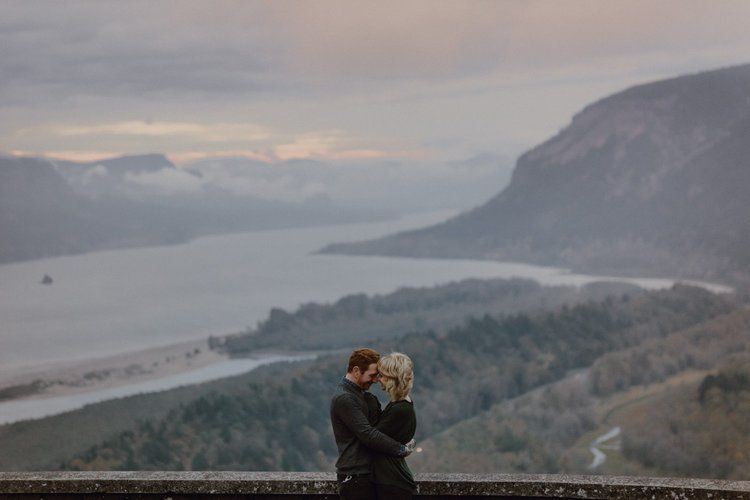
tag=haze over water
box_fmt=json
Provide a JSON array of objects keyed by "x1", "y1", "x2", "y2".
[{"x1": 0, "y1": 211, "x2": 729, "y2": 375}]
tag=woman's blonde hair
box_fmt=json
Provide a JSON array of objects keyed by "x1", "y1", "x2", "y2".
[{"x1": 378, "y1": 352, "x2": 413, "y2": 401}]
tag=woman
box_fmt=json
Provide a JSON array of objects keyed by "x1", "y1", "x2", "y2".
[{"x1": 373, "y1": 352, "x2": 417, "y2": 499}]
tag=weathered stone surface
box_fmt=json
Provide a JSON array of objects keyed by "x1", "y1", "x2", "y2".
[
  {"x1": 0, "y1": 472, "x2": 748, "y2": 498},
  {"x1": 0, "y1": 472, "x2": 333, "y2": 495},
  {"x1": 416, "y1": 473, "x2": 750, "y2": 498}
]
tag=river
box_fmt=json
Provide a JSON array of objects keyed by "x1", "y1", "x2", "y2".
[{"x1": 0, "y1": 210, "x2": 730, "y2": 376}]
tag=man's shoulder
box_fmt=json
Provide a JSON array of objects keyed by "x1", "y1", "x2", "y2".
[{"x1": 331, "y1": 385, "x2": 358, "y2": 405}]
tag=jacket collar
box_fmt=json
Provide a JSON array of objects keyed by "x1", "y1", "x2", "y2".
[{"x1": 340, "y1": 376, "x2": 363, "y2": 393}]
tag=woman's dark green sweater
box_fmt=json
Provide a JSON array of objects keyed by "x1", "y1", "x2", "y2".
[{"x1": 372, "y1": 399, "x2": 417, "y2": 493}]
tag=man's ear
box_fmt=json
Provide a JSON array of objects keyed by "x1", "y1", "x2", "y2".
[{"x1": 350, "y1": 366, "x2": 361, "y2": 377}]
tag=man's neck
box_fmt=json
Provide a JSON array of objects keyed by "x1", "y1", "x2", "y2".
[{"x1": 344, "y1": 373, "x2": 363, "y2": 390}]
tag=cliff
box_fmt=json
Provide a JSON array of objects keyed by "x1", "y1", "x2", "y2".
[{"x1": 323, "y1": 64, "x2": 750, "y2": 283}]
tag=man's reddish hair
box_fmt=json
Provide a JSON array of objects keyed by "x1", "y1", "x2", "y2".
[{"x1": 347, "y1": 348, "x2": 380, "y2": 373}]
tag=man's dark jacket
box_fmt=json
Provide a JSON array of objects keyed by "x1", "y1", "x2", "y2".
[{"x1": 330, "y1": 377, "x2": 404, "y2": 475}]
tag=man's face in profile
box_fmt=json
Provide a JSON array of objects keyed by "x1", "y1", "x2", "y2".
[{"x1": 355, "y1": 362, "x2": 379, "y2": 390}]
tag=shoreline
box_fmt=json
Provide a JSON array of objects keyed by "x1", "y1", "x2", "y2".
[
  {"x1": 0, "y1": 350, "x2": 319, "y2": 426},
  {"x1": 0, "y1": 338, "x2": 226, "y2": 404}
]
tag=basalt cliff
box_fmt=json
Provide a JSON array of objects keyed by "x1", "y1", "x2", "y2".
[{"x1": 323, "y1": 64, "x2": 750, "y2": 284}]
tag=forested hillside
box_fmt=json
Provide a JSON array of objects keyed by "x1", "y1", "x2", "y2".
[
  {"x1": 411, "y1": 305, "x2": 750, "y2": 479},
  {"x1": 59, "y1": 285, "x2": 736, "y2": 472},
  {"x1": 218, "y1": 278, "x2": 641, "y2": 352}
]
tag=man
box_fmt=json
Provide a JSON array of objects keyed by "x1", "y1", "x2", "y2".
[{"x1": 330, "y1": 348, "x2": 415, "y2": 500}]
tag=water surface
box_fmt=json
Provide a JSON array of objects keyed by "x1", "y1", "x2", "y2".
[{"x1": 0, "y1": 211, "x2": 730, "y2": 374}]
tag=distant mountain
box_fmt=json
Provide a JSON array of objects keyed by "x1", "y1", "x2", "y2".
[
  {"x1": 183, "y1": 153, "x2": 514, "y2": 212},
  {"x1": 52, "y1": 153, "x2": 210, "y2": 202},
  {"x1": 59, "y1": 153, "x2": 175, "y2": 173},
  {"x1": 0, "y1": 155, "x2": 192, "y2": 263},
  {"x1": 322, "y1": 64, "x2": 750, "y2": 284},
  {"x1": 0, "y1": 154, "x2": 388, "y2": 264}
]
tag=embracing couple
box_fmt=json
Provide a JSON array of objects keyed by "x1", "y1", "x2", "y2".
[{"x1": 330, "y1": 348, "x2": 418, "y2": 499}]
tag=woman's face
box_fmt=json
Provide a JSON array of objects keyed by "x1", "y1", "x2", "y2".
[{"x1": 378, "y1": 372, "x2": 390, "y2": 390}]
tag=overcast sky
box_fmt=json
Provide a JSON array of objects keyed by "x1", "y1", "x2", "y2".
[{"x1": 2, "y1": 0, "x2": 750, "y2": 165}]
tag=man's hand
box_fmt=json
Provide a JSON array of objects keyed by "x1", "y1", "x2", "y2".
[{"x1": 401, "y1": 438, "x2": 417, "y2": 456}]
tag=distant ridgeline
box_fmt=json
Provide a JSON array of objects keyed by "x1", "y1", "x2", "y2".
[
  {"x1": 322, "y1": 64, "x2": 750, "y2": 286},
  {"x1": 0, "y1": 154, "x2": 384, "y2": 264},
  {"x1": 8, "y1": 284, "x2": 745, "y2": 479}
]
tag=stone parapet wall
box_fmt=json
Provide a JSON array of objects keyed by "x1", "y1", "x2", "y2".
[{"x1": 0, "y1": 472, "x2": 749, "y2": 499}]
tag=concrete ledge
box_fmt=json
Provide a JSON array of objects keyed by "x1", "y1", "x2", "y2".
[{"x1": 0, "y1": 472, "x2": 749, "y2": 499}]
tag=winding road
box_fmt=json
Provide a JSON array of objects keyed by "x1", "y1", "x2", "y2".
[{"x1": 588, "y1": 426, "x2": 621, "y2": 469}]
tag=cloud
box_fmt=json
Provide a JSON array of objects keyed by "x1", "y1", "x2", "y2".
[
  {"x1": 184, "y1": 151, "x2": 514, "y2": 209},
  {"x1": 257, "y1": 0, "x2": 750, "y2": 81},
  {"x1": 12, "y1": 123, "x2": 422, "y2": 164},
  {"x1": 272, "y1": 131, "x2": 416, "y2": 161},
  {"x1": 80, "y1": 164, "x2": 108, "y2": 185},
  {"x1": 168, "y1": 150, "x2": 276, "y2": 164},
  {"x1": 3, "y1": 0, "x2": 749, "y2": 105},
  {"x1": 123, "y1": 168, "x2": 204, "y2": 195},
  {"x1": 20, "y1": 150, "x2": 126, "y2": 163},
  {"x1": 184, "y1": 157, "x2": 328, "y2": 202},
  {"x1": 212, "y1": 174, "x2": 327, "y2": 202},
  {"x1": 2, "y1": 1, "x2": 750, "y2": 163},
  {"x1": 272, "y1": 131, "x2": 345, "y2": 160},
  {"x1": 0, "y1": 2, "x2": 280, "y2": 105},
  {"x1": 53, "y1": 121, "x2": 271, "y2": 142}
]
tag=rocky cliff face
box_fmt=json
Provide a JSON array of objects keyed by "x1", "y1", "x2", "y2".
[{"x1": 323, "y1": 64, "x2": 750, "y2": 282}]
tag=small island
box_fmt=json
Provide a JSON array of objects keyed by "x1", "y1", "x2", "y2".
[{"x1": 40, "y1": 274, "x2": 53, "y2": 285}]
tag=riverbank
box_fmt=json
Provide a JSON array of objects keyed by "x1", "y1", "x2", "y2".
[
  {"x1": 0, "y1": 350, "x2": 317, "y2": 426},
  {"x1": 0, "y1": 338, "x2": 223, "y2": 404}
]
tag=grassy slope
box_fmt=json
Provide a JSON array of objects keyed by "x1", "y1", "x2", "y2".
[
  {"x1": 567, "y1": 369, "x2": 712, "y2": 477},
  {"x1": 410, "y1": 306, "x2": 750, "y2": 478}
]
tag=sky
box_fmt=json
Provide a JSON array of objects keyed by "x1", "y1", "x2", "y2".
[{"x1": 2, "y1": 0, "x2": 750, "y2": 166}]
